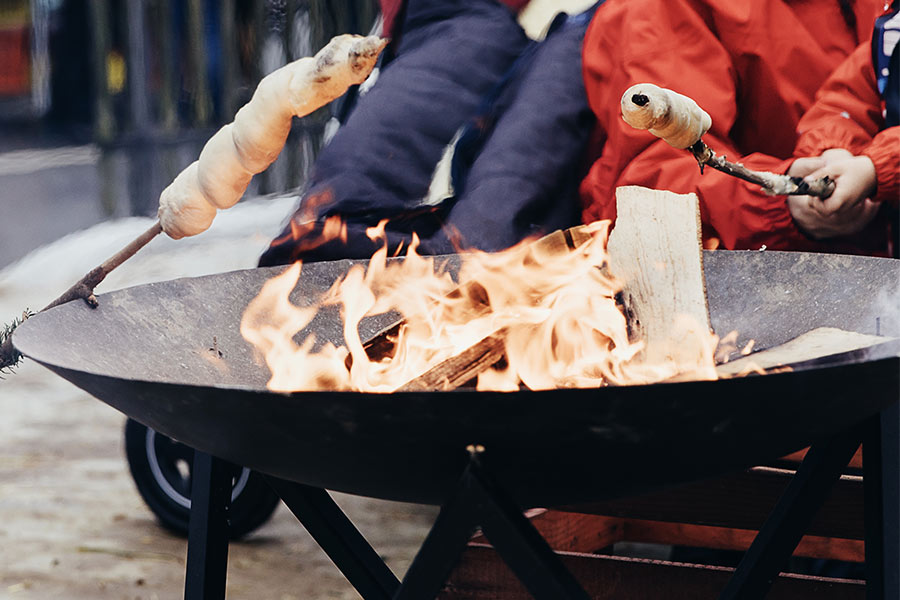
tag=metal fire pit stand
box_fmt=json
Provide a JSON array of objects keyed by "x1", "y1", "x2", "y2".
[{"x1": 182, "y1": 407, "x2": 899, "y2": 600}]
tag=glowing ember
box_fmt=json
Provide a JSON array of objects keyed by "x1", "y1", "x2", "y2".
[{"x1": 240, "y1": 221, "x2": 721, "y2": 392}]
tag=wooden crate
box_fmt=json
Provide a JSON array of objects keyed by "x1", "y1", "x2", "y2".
[{"x1": 440, "y1": 452, "x2": 866, "y2": 599}]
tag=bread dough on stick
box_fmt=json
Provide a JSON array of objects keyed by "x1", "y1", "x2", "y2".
[
  {"x1": 620, "y1": 83, "x2": 711, "y2": 149},
  {"x1": 231, "y1": 34, "x2": 388, "y2": 176},
  {"x1": 160, "y1": 34, "x2": 387, "y2": 238},
  {"x1": 231, "y1": 66, "x2": 295, "y2": 175},
  {"x1": 197, "y1": 123, "x2": 254, "y2": 209},
  {"x1": 158, "y1": 162, "x2": 217, "y2": 240}
]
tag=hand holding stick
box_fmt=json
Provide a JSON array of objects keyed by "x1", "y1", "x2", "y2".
[{"x1": 620, "y1": 83, "x2": 835, "y2": 198}]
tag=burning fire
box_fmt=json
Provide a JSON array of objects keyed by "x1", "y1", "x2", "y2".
[{"x1": 240, "y1": 220, "x2": 721, "y2": 392}]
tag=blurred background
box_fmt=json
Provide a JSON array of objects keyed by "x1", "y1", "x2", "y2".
[
  {"x1": 0, "y1": 0, "x2": 382, "y2": 269},
  {"x1": 0, "y1": 2, "x2": 591, "y2": 598}
]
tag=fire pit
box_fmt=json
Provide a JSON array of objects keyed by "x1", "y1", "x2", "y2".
[{"x1": 12, "y1": 249, "x2": 900, "y2": 599}]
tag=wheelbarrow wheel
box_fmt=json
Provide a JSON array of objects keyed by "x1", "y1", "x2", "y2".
[{"x1": 124, "y1": 418, "x2": 280, "y2": 539}]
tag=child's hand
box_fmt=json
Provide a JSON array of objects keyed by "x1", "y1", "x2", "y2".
[
  {"x1": 802, "y1": 155, "x2": 877, "y2": 217},
  {"x1": 787, "y1": 155, "x2": 879, "y2": 239}
]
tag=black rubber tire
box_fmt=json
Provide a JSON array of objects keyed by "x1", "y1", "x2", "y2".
[{"x1": 124, "y1": 418, "x2": 281, "y2": 539}]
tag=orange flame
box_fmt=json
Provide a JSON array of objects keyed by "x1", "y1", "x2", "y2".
[
  {"x1": 241, "y1": 221, "x2": 723, "y2": 392},
  {"x1": 267, "y1": 189, "x2": 348, "y2": 261}
]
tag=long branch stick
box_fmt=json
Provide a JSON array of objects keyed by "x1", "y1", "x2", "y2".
[
  {"x1": 42, "y1": 221, "x2": 163, "y2": 311},
  {"x1": 689, "y1": 141, "x2": 835, "y2": 198},
  {"x1": 0, "y1": 221, "x2": 163, "y2": 371}
]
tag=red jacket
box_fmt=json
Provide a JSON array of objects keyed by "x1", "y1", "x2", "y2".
[
  {"x1": 579, "y1": 0, "x2": 887, "y2": 254},
  {"x1": 795, "y1": 42, "x2": 900, "y2": 208}
]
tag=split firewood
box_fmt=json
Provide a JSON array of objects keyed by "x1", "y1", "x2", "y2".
[
  {"x1": 397, "y1": 329, "x2": 507, "y2": 392},
  {"x1": 159, "y1": 34, "x2": 387, "y2": 239},
  {"x1": 620, "y1": 83, "x2": 834, "y2": 198},
  {"x1": 716, "y1": 327, "x2": 894, "y2": 377},
  {"x1": 606, "y1": 186, "x2": 714, "y2": 376}
]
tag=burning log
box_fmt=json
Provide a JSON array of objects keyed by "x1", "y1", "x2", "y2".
[
  {"x1": 359, "y1": 225, "x2": 602, "y2": 390},
  {"x1": 397, "y1": 329, "x2": 507, "y2": 392},
  {"x1": 366, "y1": 186, "x2": 717, "y2": 391},
  {"x1": 242, "y1": 217, "x2": 656, "y2": 393},
  {"x1": 359, "y1": 225, "x2": 594, "y2": 363}
]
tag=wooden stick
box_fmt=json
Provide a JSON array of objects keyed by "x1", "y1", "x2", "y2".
[
  {"x1": 397, "y1": 329, "x2": 507, "y2": 392},
  {"x1": 42, "y1": 221, "x2": 163, "y2": 311},
  {"x1": 689, "y1": 141, "x2": 834, "y2": 198},
  {"x1": 0, "y1": 221, "x2": 163, "y2": 370}
]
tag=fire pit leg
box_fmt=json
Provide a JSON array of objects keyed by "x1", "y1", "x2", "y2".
[
  {"x1": 264, "y1": 453, "x2": 590, "y2": 600},
  {"x1": 864, "y1": 402, "x2": 900, "y2": 600},
  {"x1": 184, "y1": 452, "x2": 236, "y2": 600},
  {"x1": 263, "y1": 476, "x2": 401, "y2": 600},
  {"x1": 718, "y1": 424, "x2": 864, "y2": 600},
  {"x1": 394, "y1": 453, "x2": 592, "y2": 600}
]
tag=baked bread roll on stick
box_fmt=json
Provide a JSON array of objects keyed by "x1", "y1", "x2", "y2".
[
  {"x1": 159, "y1": 34, "x2": 388, "y2": 240},
  {"x1": 619, "y1": 83, "x2": 834, "y2": 198},
  {"x1": 620, "y1": 83, "x2": 711, "y2": 149}
]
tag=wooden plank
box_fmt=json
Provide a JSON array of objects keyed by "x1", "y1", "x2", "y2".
[
  {"x1": 621, "y1": 519, "x2": 864, "y2": 563},
  {"x1": 478, "y1": 509, "x2": 862, "y2": 562},
  {"x1": 606, "y1": 186, "x2": 711, "y2": 370},
  {"x1": 470, "y1": 509, "x2": 624, "y2": 554},
  {"x1": 780, "y1": 446, "x2": 863, "y2": 470},
  {"x1": 439, "y1": 544, "x2": 865, "y2": 600},
  {"x1": 564, "y1": 466, "x2": 864, "y2": 540},
  {"x1": 717, "y1": 327, "x2": 893, "y2": 377}
]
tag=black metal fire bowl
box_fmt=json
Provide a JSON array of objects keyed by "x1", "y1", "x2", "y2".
[{"x1": 12, "y1": 251, "x2": 900, "y2": 507}]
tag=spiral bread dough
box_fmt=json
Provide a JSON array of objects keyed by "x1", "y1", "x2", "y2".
[
  {"x1": 620, "y1": 83, "x2": 712, "y2": 149},
  {"x1": 157, "y1": 162, "x2": 216, "y2": 240},
  {"x1": 159, "y1": 34, "x2": 388, "y2": 239}
]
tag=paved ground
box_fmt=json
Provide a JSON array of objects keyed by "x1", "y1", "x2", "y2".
[{"x1": 0, "y1": 357, "x2": 436, "y2": 599}]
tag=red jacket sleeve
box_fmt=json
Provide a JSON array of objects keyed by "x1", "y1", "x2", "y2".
[
  {"x1": 579, "y1": 0, "x2": 843, "y2": 252},
  {"x1": 863, "y1": 127, "x2": 900, "y2": 207},
  {"x1": 794, "y1": 41, "x2": 898, "y2": 208},
  {"x1": 794, "y1": 42, "x2": 885, "y2": 157},
  {"x1": 579, "y1": 0, "x2": 890, "y2": 254}
]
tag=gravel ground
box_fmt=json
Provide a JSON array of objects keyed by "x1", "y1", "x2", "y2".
[{"x1": 0, "y1": 197, "x2": 437, "y2": 599}]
